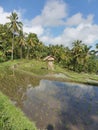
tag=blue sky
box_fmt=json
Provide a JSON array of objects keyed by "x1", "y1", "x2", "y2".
[{"x1": 0, "y1": 0, "x2": 98, "y2": 48}]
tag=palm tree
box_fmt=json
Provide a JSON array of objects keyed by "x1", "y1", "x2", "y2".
[
  {"x1": 0, "y1": 24, "x2": 12, "y2": 60},
  {"x1": 90, "y1": 44, "x2": 98, "y2": 56},
  {"x1": 64, "y1": 47, "x2": 72, "y2": 68},
  {"x1": 26, "y1": 33, "x2": 39, "y2": 59},
  {"x1": 82, "y1": 44, "x2": 91, "y2": 71},
  {"x1": 7, "y1": 12, "x2": 23, "y2": 60},
  {"x1": 18, "y1": 30, "x2": 26, "y2": 59},
  {"x1": 26, "y1": 33, "x2": 35, "y2": 59},
  {"x1": 95, "y1": 43, "x2": 98, "y2": 55},
  {"x1": 71, "y1": 40, "x2": 83, "y2": 71}
]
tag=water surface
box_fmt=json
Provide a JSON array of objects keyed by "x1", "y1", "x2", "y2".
[
  {"x1": 0, "y1": 73, "x2": 98, "y2": 130},
  {"x1": 18, "y1": 80, "x2": 98, "y2": 130}
]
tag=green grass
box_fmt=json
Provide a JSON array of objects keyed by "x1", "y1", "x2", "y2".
[
  {"x1": 0, "y1": 59, "x2": 98, "y2": 130},
  {"x1": 0, "y1": 59, "x2": 98, "y2": 85},
  {"x1": 0, "y1": 91, "x2": 37, "y2": 130}
]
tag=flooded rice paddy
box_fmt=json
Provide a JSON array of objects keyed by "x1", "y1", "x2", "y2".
[{"x1": 0, "y1": 72, "x2": 98, "y2": 130}]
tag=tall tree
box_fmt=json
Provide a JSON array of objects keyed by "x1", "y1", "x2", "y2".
[
  {"x1": 0, "y1": 24, "x2": 12, "y2": 61},
  {"x1": 18, "y1": 30, "x2": 26, "y2": 59},
  {"x1": 7, "y1": 12, "x2": 23, "y2": 60},
  {"x1": 26, "y1": 33, "x2": 39, "y2": 59},
  {"x1": 71, "y1": 40, "x2": 82, "y2": 70},
  {"x1": 95, "y1": 43, "x2": 98, "y2": 55}
]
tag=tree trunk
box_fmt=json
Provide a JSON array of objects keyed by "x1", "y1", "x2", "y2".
[
  {"x1": 20, "y1": 45, "x2": 22, "y2": 59},
  {"x1": 11, "y1": 33, "x2": 14, "y2": 60},
  {"x1": 26, "y1": 46, "x2": 29, "y2": 59}
]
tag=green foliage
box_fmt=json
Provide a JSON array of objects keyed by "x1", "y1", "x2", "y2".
[
  {"x1": 86, "y1": 58, "x2": 97, "y2": 73},
  {"x1": 0, "y1": 12, "x2": 98, "y2": 73},
  {"x1": 0, "y1": 92, "x2": 37, "y2": 130}
]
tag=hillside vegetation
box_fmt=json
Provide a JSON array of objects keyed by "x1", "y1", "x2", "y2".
[
  {"x1": 0, "y1": 59, "x2": 98, "y2": 86},
  {"x1": 0, "y1": 12, "x2": 98, "y2": 74}
]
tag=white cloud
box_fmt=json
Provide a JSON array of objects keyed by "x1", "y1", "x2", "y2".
[
  {"x1": 66, "y1": 13, "x2": 94, "y2": 26},
  {"x1": 62, "y1": 23, "x2": 98, "y2": 46},
  {"x1": 0, "y1": 6, "x2": 11, "y2": 24},
  {"x1": 32, "y1": 0, "x2": 68, "y2": 27},
  {"x1": 0, "y1": 6, "x2": 23, "y2": 24},
  {"x1": 23, "y1": 0, "x2": 68, "y2": 36},
  {"x1": 0, "y1": 0, "x2": 98, "y2": 48},
  {"x1": 23, "y1": 25, "x2": 44, "y2": 36},
  {"x1": 30, "y1": 0, "x2": 98, "y2": 47},
  {"x1": 0, "y1": 6, "x2": 44, "y2": 36},
  {"x1": 40, "y1": 23, "x2": 98, "y2": 47}
]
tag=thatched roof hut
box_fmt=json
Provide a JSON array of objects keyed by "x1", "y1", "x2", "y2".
[
  {"x1": 43, "y1": 55, "x2": 55, "y2": 61},
  {"x1": 44, "y1": 55, "x2": 55, "y2": 70}
]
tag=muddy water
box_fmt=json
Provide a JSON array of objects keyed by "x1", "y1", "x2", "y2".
[{"x1": 0, "y1": 73, "x2": 98, "y2": 130}]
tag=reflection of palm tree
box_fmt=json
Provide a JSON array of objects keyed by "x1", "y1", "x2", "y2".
[{"x1": 7, "y1": 12, "x2": 23, "y2": 60}]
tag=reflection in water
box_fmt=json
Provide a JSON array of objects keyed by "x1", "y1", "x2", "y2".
[
  {"x1": 47, "y1": 124, "x2": 54, "y2": 130},
  {"x1": 22, "y1": 80, "x2": 98, "y2": 130},
  {"x1": 0, "y1": 75, "x2": 98, "y2": 130}
]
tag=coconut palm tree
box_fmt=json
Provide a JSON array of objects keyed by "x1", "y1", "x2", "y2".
[
  {"x1": 7, "y1": 12, "x2": 23, "y2": 60},
  {"x1": 18, "y1": 30, "x2": 26, "y2": 59},
  {"x1": 26, "y1": 33, "x2": 39, "y2": 59},
  {"x1": 72, "y1": 40, "x2": 82, "y2": 67},
  {"x1": 26, "y1": 33, "x2": 34, "y2": 59},
  {"x1": 81, "y1": 44, "x2": 91, "y2": 71},
  {"x1": 95, "y1": 43, "x2": 98, "y2": 55}
]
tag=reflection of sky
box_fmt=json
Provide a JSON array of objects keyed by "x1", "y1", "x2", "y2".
[
  {"x1": 29, "y1": 80, "x2": 57, "y2": 91},
  {"x1": 63, "y1": 82, "x2": 95, "y2": 98},
  {"x1": 23, "y1": 80, "x2": 98, "y2": 130},
  {"x1": 26, "y1": 80, "x2": 59, "y2": 103},
  {"x1": 26, "y1": 80, "x2": 96, "y2": 99},
  {"x1": 25, "y1": 79, "x2": 97, "y2": 112}
]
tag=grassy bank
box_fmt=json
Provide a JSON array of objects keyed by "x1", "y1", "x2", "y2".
[
  {"x1": 0, "y1": 59, "x2": 98, "y2": 86},
  {"x1": 0, "y1": 59, "x2": 98, "y2": 130},
  {"x1": 0, "y1": 92, "x2": 37, "y2": 130}
]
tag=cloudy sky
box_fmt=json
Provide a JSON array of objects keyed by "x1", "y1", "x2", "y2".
[{"x1": 0, "y1": 0, "x2": 98, "y2": 48}]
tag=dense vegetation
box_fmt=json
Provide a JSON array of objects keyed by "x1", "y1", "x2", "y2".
[
  {"x1": 0, "y1": 12, "x2": 98, "y2": 73},
  {"x1": 0, "y1": 11, "x2": 98, "y2": 130},
  {"x1": 0, "y1": 92, "x2": 37, "y2": 130}
]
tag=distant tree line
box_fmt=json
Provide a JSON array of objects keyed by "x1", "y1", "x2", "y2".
[{"x1": 0, "y1": 12, "x2": 98, "y2": 73}]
